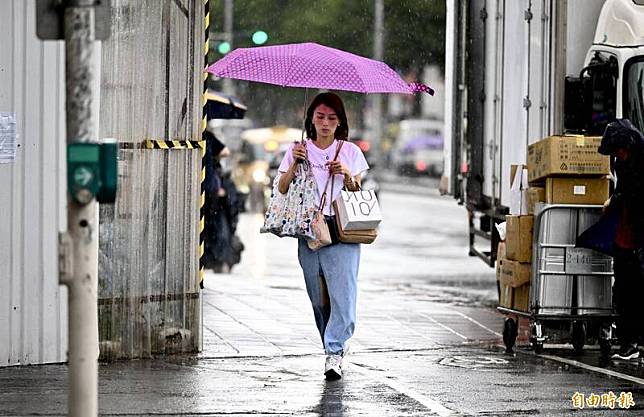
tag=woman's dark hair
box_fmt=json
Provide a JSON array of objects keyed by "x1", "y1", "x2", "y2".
[{"x1": 304, "y1": 92, "x2": 349, "y2": 141}]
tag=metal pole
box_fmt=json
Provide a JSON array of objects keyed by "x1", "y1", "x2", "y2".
[
  {"x1": 372, "y1": 0, "x2": 384, "y2": 167},
  {"x1": 223, "y1": 0, "x2": 235, "y2": 95},
  {"x1": 63, "y1": 1, "x2": 98, "y2": 416}
]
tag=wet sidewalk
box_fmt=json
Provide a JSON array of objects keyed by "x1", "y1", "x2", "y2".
[
  {"x1": 3, "y1": 268, "x2": 643, "y2": 416},
  {"x1": 3, "y1": 193, "x2": 644, "y2": 416}
]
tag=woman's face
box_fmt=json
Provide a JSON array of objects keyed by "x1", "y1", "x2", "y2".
[{"x1": 312, "y1": 104, "x2": 339, "y2": 139}]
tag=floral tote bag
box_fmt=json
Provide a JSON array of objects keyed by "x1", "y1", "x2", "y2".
[{"x1": 260, "y1": 161, "x2": 318, "y2": 240}]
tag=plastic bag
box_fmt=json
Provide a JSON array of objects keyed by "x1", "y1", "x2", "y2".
[{"x1": 496, "y1": 222, "x2": 507, "y2": 241}]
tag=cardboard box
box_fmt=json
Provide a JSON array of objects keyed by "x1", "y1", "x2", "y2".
[
  {"x1": 527, "y1": 136, "x2": 610, "y2": 183},
  {"x1": 497, "y1": 241, "x2": 506, "y2": 262},
  {"x1": 499, "y1": 259, "x2": 531, "y2": 287},
  {"x1": 505, "y1": 216, "x2": 534, "y2": 263},
  {"x1": 527, "y1": 187, "x2": 545, "y2": 215},
  {"x1": 545, "y1": 177, "x2": 610, "y2": 205},
  {"x1": 513, "y1": 284, "x2": 530, "y2": 312},
  {"x1": 498, "y1": 258, "x2": 531, "y2": 309},
  {"x1": 495, "y1": 241, "x2": 506, "y2": 291},
  {"x1": 499, "y1": 282, "x2": 513, "y2": 309}
]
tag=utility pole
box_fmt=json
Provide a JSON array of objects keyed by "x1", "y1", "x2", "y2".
[
  {"x1": 63, "y1": 1, "x2": 98, "y2": 416},
  {"x1": 37, "y1": 1, "x2": 114, "y2": 415},
  {"x1": 223, "y1": 0, "x2": 235, "y2": 95},
  {"x1": 372, "y1": 0, "x2": 385, "y2": 167}
]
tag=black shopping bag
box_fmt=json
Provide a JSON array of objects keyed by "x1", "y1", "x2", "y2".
[{"x1": 576, "y1": 209, "x2": 619, "y2": 257}]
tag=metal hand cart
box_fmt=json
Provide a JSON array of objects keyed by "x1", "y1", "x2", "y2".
[{"x1": 498, "y1": 204, "x2": 617, "y2": 355}]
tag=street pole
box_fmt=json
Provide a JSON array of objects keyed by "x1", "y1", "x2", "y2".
[
  {"x1": 223, "y1": 0, "x2": 235, "y2": 95},
  {"x1": 372, "y1": 0, "x2": 384, "y2": 167},
  {"x1": 62, "y1": 1, "x2": 98, "y2": 416}
]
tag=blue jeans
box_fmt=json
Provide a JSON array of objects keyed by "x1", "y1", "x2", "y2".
[{"x1": 297, "y1": 238, "x2": 360, "y2": 355}]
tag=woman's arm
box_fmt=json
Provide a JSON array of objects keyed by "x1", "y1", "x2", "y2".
[
  {"x1": 278, "y1": 142, "x2": 307, "y2": 194},
  {"x1": 278, "y1": 161, "x2": 298, "y2": 194}
]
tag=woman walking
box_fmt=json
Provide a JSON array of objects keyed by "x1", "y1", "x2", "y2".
[{"x1": 277, "y1": 92, "x2": 369, "y2": 380}]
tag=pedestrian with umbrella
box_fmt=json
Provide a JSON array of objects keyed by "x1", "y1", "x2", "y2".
[
  {"x1": 207, "y1": 42, "x2": 434, "y2": 379},
  {"x1": 278, "y1": 92, "x2": 367, "y2": 380}
]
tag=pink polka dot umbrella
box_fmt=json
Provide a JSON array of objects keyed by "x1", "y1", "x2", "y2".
[{"x1": 206, "y1": 42, "x2": 434, "y2": 96}]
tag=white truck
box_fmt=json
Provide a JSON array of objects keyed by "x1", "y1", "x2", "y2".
[{"x1": 443, "y1": 0, "x2": 644, "y2": 266}]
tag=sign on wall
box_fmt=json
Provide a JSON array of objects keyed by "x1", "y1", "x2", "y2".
[{"x1": 0, "y1": 113, "x2": 16, "y2": 164}]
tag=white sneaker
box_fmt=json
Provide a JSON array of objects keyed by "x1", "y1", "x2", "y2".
[{"x1": 324, "y1": 354, "x2": 343, "y2": 380}]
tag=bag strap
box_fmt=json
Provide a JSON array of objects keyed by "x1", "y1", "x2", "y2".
[{"x1": 318, "y1": 140, "x2": 344, "y2": 211}]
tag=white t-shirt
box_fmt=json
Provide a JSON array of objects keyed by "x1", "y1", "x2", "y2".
[{"x1": 279, "y1": 139, "x2": 369, "y2": 216}]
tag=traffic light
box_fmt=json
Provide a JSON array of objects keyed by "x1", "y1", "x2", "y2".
[
  {"x1": 217, "y1": 41, "x2": 231, "y2": 54},
  {"x1": 251, "y1": 30, "x2": 268, "y2": 45}
]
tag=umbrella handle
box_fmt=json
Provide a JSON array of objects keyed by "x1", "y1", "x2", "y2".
[{"x1": 300, "y1": 88, "x2": 309, "y2": 142}]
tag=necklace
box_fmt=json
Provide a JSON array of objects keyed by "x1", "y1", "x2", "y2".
[
  {"x1": 325, "y1": 141, "x2": 338, "y2": 160},
  {"x1": 312, "y1": 139, "x2": 336, "y2": 160}
]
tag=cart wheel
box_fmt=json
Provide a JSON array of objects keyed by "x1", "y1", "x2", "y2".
[
  {"x1": 530, "y1": 321, "x2": 544, "y2": 354},
  {"x1": 534, "y1": 341, "x2": 544, "y2": 354},
  {"x1": 502, "y1": 318, "x2": 518, "y2": 353},
  {"x1": 571, "y1": 321, "x2": 586, "y2": 354}
]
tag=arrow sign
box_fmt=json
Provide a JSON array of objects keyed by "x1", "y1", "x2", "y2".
[{"x1": 73, "y1": 166, "x2": 94, "y2": 187}]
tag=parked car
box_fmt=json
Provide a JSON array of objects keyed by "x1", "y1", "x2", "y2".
[{"x1": 391, "y1": 119, "x2": 444, "y2": 177}]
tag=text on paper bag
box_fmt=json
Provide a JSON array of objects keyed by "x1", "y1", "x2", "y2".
[{"x1": 343, "y1": 190, "x2": 379, "y2": 217}]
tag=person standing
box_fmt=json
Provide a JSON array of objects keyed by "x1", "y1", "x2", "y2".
[
  {"x1": 596, "y1": 119, "x2": 644, "y2": 360},
  {"x1": 277, "y1": 92, "x2": 369, "y2": 380}
]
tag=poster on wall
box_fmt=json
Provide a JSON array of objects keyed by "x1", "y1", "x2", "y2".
[{"x1": 0, "y1": 112, "x2": 17, "y2": 164}]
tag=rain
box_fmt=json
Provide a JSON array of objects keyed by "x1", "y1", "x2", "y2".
[{"x1": 2, "y1": 1, "x2": 644, "y2": 416}]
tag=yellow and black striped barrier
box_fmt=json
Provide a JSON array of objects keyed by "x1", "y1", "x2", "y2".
[
  {"x1": 199, "y1": 0, "x2": 210, "y2": 289},
  {"x1": 143, "y1": 139, "x2": 205, "y2": 150}
]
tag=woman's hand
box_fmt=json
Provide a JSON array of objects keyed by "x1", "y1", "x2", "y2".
[
  {"x1": 292, "y1": 142, "x2": 307, "y2": 162},
  {"x1": 326, "y1": 160, "x2": 350, "y2": 177}
]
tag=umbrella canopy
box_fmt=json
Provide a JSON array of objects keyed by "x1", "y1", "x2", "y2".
[
  {"x1": 207, "y1": 42, "x2": 434, "y2": 95},
  {"x1": 241, "y1": 126, "x2": 302, "y2": 145},
  {"x1": 205, "y1": 89, "x2": 247, "y2": 119}
]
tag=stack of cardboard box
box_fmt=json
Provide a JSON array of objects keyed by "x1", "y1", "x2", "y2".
[
  {"x1": 496, "y1": 165, "x2": 533, "y2": 311},
  {"x1": 527, "y1": 135, "x2": 611, "y2": 208},
  {"x1": 496, "y1": 135, "x2": 611, "y2": 312}
]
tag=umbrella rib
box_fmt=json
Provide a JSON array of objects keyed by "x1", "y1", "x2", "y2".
[{"x1": 282, "y1": 55, "x2": 300, "y2": 88}]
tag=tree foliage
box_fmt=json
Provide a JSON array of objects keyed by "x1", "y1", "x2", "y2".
[{"x1": 208, "y1": 0, "x2": 445, "y2": 127}]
